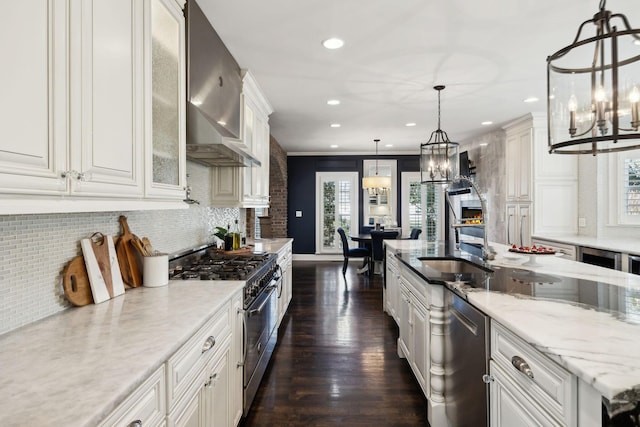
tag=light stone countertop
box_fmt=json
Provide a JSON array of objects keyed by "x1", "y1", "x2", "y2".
[
  {"x1": 532, "y1": 233, "x2": 640, "y2": 256},
  {"x1": 0, "y1": 280, "x2": 244, "y2": 427},
  {"x1": 249, "y1": 237, "x2": 293, "y2": 255},
  {"x1": 385, "y1": 239, "x2": 640, "y2": 403}
]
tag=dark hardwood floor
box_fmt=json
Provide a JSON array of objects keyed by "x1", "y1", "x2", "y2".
[{"x1": 240, "y1": 261, "x2": 429, "y2": 427}]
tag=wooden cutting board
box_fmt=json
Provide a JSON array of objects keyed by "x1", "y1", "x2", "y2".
[
  {"x1": 62, "y1": 256, "x2": 93, "y2": 306},
  {"x1": 81, "y1": 233, "x2": 125, "y2": 304},
  {"x1": 116, "y1": 216, "x2": 142, "y2": 287}
]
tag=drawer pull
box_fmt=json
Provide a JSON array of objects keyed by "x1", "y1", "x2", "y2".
[
  {"x1": 127, "y1": 421, "x2": 142, "y2": 427},
  {"x1": 201, "y1": 336, "x2": 216, "y2": 354},
  {"x1": 511, "y1": 355, "x2": 534, "y2": 379}
]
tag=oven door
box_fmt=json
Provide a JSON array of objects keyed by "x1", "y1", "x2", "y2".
[{"x1": 243, "y1": 278, "x2": 280, "y2": 415}]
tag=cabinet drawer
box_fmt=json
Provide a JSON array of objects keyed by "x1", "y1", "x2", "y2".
[
  {"x1": 532, "y1": 239, "x2": 576, "y2": 261},
  {"x1": 491, "y1": 321, "x2": 576, "y2": 426},
  {"x1": 166, "y1": 305, "x2": 231, "y2": 410},
  {"x1": 100, "y1": 365, "x2": 166, "y2": 427}
]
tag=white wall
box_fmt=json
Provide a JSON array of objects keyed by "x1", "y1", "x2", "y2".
[{"x1": 0, "y1": 162, "x2": 242, "y2": 335}]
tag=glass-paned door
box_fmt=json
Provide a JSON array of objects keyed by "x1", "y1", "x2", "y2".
[
  {"x1": 401, "y1": 172, "x2": 423, "y2": 238},
  {"x1": 316, "y1": 172, "x2": 358, "y2": 254},
  {"x1": 402, "y1": 172, "x2": 443, "y2": 241}
]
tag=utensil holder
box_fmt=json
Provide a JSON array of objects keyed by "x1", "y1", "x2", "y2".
[{"x1": 143, "y1": 253, "x2": 169, "y2": 287}]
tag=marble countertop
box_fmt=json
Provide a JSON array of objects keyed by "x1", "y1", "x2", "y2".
[
  {"x1": 0, "y1": 280, "x2": 244, "y2": 427},
  {"x1": 248, "y1": 237, "x2": 293, "y2": 254},
  {"x1": 385, "y1": 239, "x2": 640, "y2": 404},
  {"x1": 532, "y1": 233, "x2": 640, "y2": 256}
]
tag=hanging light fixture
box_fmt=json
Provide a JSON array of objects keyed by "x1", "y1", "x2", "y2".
[
  {"x1": 547, "y1": 0, "x2": 640, "y2": 155},
  {"x1": 362, "y1": 139, "x2": 392, "y2": 195},
  {"x1": 420, "y1": 85, "x2": 459, "y2": 184}
]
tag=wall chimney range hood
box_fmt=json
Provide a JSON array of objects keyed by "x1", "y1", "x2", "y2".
[{"x1": 185, "y1": 0, "x2": 259, "y2": 167}]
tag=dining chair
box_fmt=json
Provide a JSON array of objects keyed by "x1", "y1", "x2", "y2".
[
  {"x1": 337, "y1": 228, "x2": 371, "y2": 275},
  {"x1": 370, "y1": 230, "x2": 399, "y2": 274}
]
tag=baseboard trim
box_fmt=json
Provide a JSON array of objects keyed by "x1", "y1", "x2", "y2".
[{"x1": 293, "y1": 254, "x2": 343, "y2": 262}]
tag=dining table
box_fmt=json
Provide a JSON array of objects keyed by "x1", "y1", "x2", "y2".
[{"x1": 349, "y1": 233, "x2": 373, "y2": 275}]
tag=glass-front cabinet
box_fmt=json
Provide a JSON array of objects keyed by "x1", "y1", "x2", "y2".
[{"x1": 145, "y1": 0, "x2": 186, "y2": 199}]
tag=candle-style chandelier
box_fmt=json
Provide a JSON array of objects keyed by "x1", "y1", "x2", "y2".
[
  {"x1": 420, "y1": 85, "x2": 459, "y2": 183},
  {"x1": 547, "y1": 0, "x2": 640, "y2": 155}
]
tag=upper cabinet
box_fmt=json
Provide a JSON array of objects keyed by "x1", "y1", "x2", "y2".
[
  {"x1": 0, "y1": 0, "x2": 187, "y2": 214},
  {"x1": 210, "y1": 70, "x2": 273, "y2": 208},
  {"x1": 145, "y1": 0, "x2": 187, "y2": 199},
  {"x1": 503, "y1": 113, "x2": 578, "y2": 241}
]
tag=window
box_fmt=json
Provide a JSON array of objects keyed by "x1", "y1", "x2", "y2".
[
  {"x1": 612, "y1": 152, "x2": 640, "y2": 225},
  {"x1": 315, "y1": 172, "x2": 359, "y2": 254},
  {"x1": 401, "y1": 172, "x2": 441, "y2": 240}
]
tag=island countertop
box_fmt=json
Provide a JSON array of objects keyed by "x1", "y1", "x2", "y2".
[{"x1": 385, "y1": 239, "x2": 640, "y2": 404}]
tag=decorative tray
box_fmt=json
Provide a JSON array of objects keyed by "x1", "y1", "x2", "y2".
[{"x1": 508, "y1": 245, "x2": 556, "y2": 255}]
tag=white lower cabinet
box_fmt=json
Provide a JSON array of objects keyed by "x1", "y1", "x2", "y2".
[
  {"x1": 101, "y1": 289, "x2": 242, "y2": 427},
  {"x1": 99, "y1": 365, "x2": 166, "y2": 427},
  {"x1": 490, "y1": 361, "x2": 561, "y2": 427},
  {"x1": 489, "y1": 321, "x2": 577, "y2": 427},
  {"x1": 277, "y1": 241, "x2": 293, "y2": 327},
  {"x1": 384, "y1": 250, "x2": 400, "y2": 322}
]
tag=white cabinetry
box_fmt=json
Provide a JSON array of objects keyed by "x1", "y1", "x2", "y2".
[
  {"x1": 145, "y1": 0, "x2": 187, "y2": 200},
  {"x1": 211, "y1": 71, "x2": 272, "y2": 208},
  {"x1": 276, "y1": 240, "x2": 293, "y2": 327},
  {"x1": 99, "y1": 365, "x2": 166, "y2": 427},
  {"x1": 0, "y1": 0, "x2": 186, "y2": 214},
  {"x1": 489, "y1": 321, "x2": 577, "y2": 427},
  {"x1": 503, "y1": 113, "x2": 578, "y2": 245},
  {"x1": 384, "y1": 249, "x2": 401, "y2": 322},
  {"x1": 506, "y1": 203, "x2": 530, "y2": 248}
]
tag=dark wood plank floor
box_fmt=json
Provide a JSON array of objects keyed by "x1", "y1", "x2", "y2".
[{"x1": 240, "y1": 261, "x2": 429, "y2": 427}]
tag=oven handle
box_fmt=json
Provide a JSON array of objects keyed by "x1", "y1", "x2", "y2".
[
  {"x1": 249, "y1": 285, "x2": 277, "y2": 317},
  {"x1": 237, "y1": 306, "x2": 247, "y2": 368},
  {"x1": 275, "y1": 265, "x2": 283, "y2": 298}
]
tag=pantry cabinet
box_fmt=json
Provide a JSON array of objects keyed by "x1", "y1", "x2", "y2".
[
  {"x1": 0, "y1": 0, "x2": 187, "y2": 214},
  {"x1": 210, "y1": 70, "x2": 272, "y2": 208},
  {"x1": 503, "y1": 113, "x2": 578, "y2": 244}
]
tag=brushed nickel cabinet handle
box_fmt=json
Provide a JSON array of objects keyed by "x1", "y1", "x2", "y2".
[
  {"x1": 511, "y1": 355, "x2": 534, "y2": 379},
  {"x1": 201, "y1": 336, "x2": 216, "y2": 354}
]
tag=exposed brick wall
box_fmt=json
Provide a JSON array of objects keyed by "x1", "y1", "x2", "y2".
[{"x1": 246, "y1": 135, "x2": 288, "y2": 238}]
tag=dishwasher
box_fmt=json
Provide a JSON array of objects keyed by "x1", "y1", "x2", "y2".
[{"x1": 444, "y1": 288, "x2": 490, "y2": 427}]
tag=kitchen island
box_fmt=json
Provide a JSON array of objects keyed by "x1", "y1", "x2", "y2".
[{"x1": 385, "y1": 239, "x2": 640, "y2": 426}]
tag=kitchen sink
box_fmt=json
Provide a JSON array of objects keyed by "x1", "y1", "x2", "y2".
[{"x1": 418, "y1": 258, "x2": 493, "y2": 275}]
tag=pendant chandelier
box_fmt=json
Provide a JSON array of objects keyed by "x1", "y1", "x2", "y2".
[
  {"x1": 547, "y1": 0, "x2": 640, "y2": 155},
  {"x1": 362, "y1": 139, "x2": 391, "y2": 195},
  {"x1": 420, "y1": 85, "x2": 459, "y2": 184}
]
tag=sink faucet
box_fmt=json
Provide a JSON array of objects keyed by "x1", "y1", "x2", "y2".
[{"x1": 448, "y1": 176, "x2": 496, "y2": 261}]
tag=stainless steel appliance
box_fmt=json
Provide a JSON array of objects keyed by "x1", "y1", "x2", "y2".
[
  {"x1": 629, "y1": 254, "x2": 640, "y2": 275},
  {"x1": 169, "y1": 245, "x2": 282, "y2": 416},
  {"x1": 444, "y1": 288, "x2": 490, "y2": 427},
  {"x1": 578, "y1": 246, "x2": 622, "y2": 270}
]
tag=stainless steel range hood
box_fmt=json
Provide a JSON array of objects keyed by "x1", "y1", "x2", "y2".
[
  {"x1": 185, "y1": 0, "x2": 259, "y2": 167},
  {"x1": 186, "y1": 102, "x2": 260, "y2": 167}
]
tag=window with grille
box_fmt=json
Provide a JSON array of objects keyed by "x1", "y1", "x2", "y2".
[
  {"x1": 624, "y1": 158, "x2": 640, "y2": 216},
  {"x1": 316, "y1": 172, "x2": 359, "y2": 254}
]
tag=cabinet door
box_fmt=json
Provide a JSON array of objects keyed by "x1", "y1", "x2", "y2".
[
  {"x1": 519, "y1": 204, "x2": 531, "y2": 248},
  {"x1": 506, "y1": 204, "x2": 517, "y2": 246},
  {"x1": 385, "y1": 258, "x2": 399, "y2": 320},
  {"x1": 145, "y1": 0, "x2": 186, "y2": 199},
  {"x1": 0, "y1": 0, "x2": 68, "y2": 195},
  {"x1": 203, "y1": 348, "x2": 231, "y2": 427},
  {"x1": 231, "y1": 293, "x2": 244, "y2": 426},
  {"x1": 69, "y1": 0, "x2": 144, "y2": 197},
  {"x1": 411, "y1": 298, "x2": 429, "y2": 393},
  {"x1": 490, "y1": 361, "x2": 561, "y2": 427},
  {"x1": 398, "y1": 285, "x2": 412, "y2": 360},
  {"x1": 172, "y1": 387, "x2": 204, "y2": 427},
  {"x1": 506, "y1": 128, "x2": 532, "y2": 202}
]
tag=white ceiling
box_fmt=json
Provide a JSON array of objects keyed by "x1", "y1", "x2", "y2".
[{"x1": 196, "y1": 0, "x2": 640, "y2": 155}]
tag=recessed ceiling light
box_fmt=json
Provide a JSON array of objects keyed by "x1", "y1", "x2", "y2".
[
  {"x1": 524, "y1": 96, "x2": 539, "y2": 103},
  {"x1": 330, "y1": 123, "x2": 341, "y2": 128},
  {"x1": 405, "y1": 122, "x2": 417, "y2": 127},
  {"x1": 217, "y1": 120, "x2": 226, "y2": 126},
  {"x1": 479, "y1": 143, "x2": 489, "y2": 147},
  {"x1": 327, "y1": 99, "x2": 340, "y2": 106},
  {"x1": 322, "y1": 38, "x2": 344, "y2": 49},
  {"x1": 481, "y1": 121, "x2": 493, "y2": 126},
  {"x1": 330, "y1": 144, "x2": 338, "y2": 148},
  {"x1": 385, "y1": 144, "x2": 393, "y2": 147}
]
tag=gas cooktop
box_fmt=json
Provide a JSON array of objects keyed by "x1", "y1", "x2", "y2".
[{"x1": 169, "y1": 248, "x2": 274, "y2": 281}]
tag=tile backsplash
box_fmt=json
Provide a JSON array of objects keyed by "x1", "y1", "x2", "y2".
[{"x1": 0, "y1": 162, "x2": 242, "y2": 335}]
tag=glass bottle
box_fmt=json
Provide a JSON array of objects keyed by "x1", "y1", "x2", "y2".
[{"x1": 232, "y1": 219, "x2": 241, "y2": 250}]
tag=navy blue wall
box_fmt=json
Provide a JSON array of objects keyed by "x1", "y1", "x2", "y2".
[{"x1": 287, "y1": 155, "x2": 419, "y2": 254}]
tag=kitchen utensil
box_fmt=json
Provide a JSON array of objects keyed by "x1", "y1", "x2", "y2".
[
  {"x1": 81, "y1": 232, "x2": 125, "y2": 304},
  {"x1": 141, "y1": 237, "x2": 153, "y2": 256},
  {"x1": 62, "y1": 256, "x2": 94, "y2": 306},
  {"x1": 116, "y1": 216, "x2": 143, "y2": 287}
]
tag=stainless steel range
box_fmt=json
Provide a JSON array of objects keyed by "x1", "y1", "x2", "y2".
[{"x1": 169, "y1": 245, "x2": 282, "y2": 417}]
